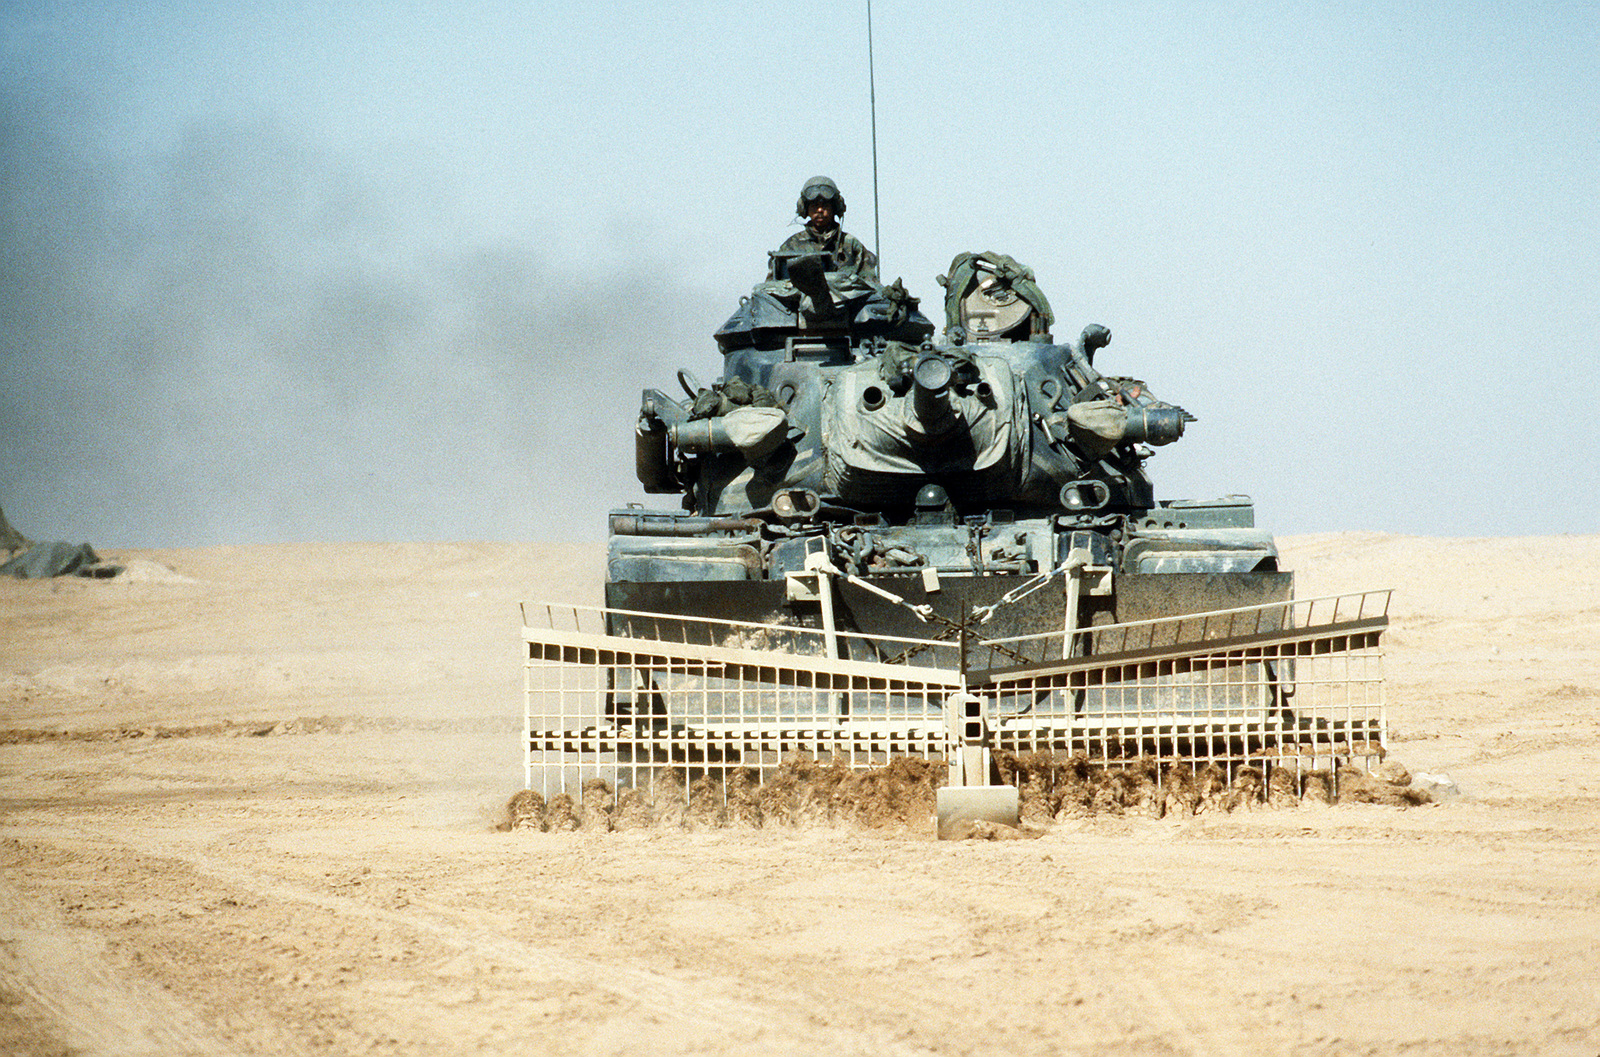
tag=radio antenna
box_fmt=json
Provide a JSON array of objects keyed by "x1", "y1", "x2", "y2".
[{"x1": 867, "y1": 0, "x2": 881, "y2": 264}]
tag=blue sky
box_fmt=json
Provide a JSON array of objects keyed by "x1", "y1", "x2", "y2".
[{"x1": 2, "y1": 1, "x2": 1595, "y2": 544}]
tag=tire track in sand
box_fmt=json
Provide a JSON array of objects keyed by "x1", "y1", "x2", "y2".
[
  {"x1": 0, "y1": 875, "x2": 245, "y2": 1057},
  {"x1": 12, "y1": 824, "x2": 935, "y2": 1056}
]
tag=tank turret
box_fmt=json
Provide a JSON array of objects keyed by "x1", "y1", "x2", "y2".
[{"x1": 609, "y1": 250, "x2": 1289, "y2": 641}]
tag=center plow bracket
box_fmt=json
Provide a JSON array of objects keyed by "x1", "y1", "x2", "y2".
[{"x1": 936, "y1": 691, "x2": 1020, "y2": 837}]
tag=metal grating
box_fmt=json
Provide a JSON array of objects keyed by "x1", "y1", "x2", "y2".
[
  {"x1": 972, "y1": 591, "x2": 1390, "y2": 780},
  {"x1": 522, "y1": 592, "x2": 1389, "y2": 800}
]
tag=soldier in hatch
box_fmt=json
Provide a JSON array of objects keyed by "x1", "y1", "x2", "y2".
[
  {"x1": 769, "y1": 176, "x2": 879, "y2": 284},
  {"x1": 724, "y1": 176, "x2": 928, "y2": 343}
]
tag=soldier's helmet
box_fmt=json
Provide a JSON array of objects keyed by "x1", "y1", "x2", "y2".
[{"x1": 796, "y1": 176, "x2": 846, "y2": 217}]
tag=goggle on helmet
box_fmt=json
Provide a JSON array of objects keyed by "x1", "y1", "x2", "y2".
[{"x1": 796, "y1": 177, "x2": 845, "y2": 216}]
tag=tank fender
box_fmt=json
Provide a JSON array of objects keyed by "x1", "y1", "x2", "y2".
[{"x1": 1123, "y1": 528, "x2": 1281, "y2": 574}]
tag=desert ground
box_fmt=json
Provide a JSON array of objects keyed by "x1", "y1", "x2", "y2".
[{"x1": 2, "y1": 533, "x2": 1597, "y2": 1056}]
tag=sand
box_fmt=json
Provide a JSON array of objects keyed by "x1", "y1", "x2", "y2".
[{"x1": 2, "y1": 533, "x2": 1598, "y2": 1056}]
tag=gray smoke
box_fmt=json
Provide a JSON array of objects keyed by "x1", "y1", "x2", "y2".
[{"x1": 1, "y1": 98, "x2": 720, "y2": 546}]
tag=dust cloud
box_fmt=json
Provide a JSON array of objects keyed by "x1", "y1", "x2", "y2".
[{"x1": 0, "y1": 94, "x2": 725, "y2": 547}]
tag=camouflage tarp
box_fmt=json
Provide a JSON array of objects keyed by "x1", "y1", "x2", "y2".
[
  {"x1": 937, "y1": 251, "x2": 1055, "y2": 339},
  {"x1": 1, "y1": 541, "x2": 101, "y2": 579},
  {"x1": 1, "y1": 505, "x2": 29, "y2": 555}
]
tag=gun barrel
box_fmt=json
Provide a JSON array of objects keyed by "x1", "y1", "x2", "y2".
[
  {"x1": 1121, "y1": 406, "x2": 1188, "y2": 446},
  {"x1": 908, "y1": 355, "x2": 956, "y2": 435}
]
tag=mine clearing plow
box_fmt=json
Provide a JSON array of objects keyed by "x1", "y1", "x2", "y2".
[{"x1": 522, "y1": 590, "x2": 1389, "y2": 834}]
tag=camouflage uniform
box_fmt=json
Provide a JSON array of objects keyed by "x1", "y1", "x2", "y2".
[{"x1": 771, "y1": 225, "x2": 880, "y2": 284}]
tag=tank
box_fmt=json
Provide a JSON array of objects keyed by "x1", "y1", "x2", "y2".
[{"x1": 607, "y1": 250, "x2": 1292, "y2": 652}]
